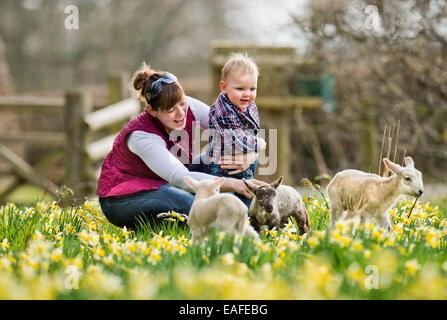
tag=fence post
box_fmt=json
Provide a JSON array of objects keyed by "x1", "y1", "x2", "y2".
[
  {"x1": 64, "y1": 90, "x2": 92, "y2": 200},
  {"x1": 108, "y1": 72, "x2": 130, "y2": 105}
]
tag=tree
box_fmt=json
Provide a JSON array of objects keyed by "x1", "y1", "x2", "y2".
[
  {"x1": 290, "y1": 0, "x2": 447, "y2": 178},
  {"x1": 0, "y1": 0, "x2": 243, "y2": 92}
]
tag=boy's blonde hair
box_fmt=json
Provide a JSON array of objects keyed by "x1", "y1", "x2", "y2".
[{"x1": 221, "y1": 53, "x2": 259, "y2": 80}]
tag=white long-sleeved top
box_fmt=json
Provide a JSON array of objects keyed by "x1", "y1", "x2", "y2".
[{"x1": 127, "y1": 96, "x2": 215, "y2": 193}]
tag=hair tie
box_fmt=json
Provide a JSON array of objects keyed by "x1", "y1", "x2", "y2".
[{"x1": 145, "y1": 73, "x2": 177, "y2": 103}]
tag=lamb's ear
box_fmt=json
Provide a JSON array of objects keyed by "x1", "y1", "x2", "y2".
[
  {"x1": 271, "y1": 176, "x2": 283, "y2": 189},
  {"x1": 211, "y1": 177, "x2": 226, "y2": 190},
  {"x1": 383, "y1": 158, "x2": 400, "y2": 174},
  {"x1": 242, "y1": 178, "x2": 258, "y2": 193},
  {"x1": 184, "y1": 176, "x2": 198, "y2": 191},
  {"x1": 404, "y1": 156, "x2": 414, "y2": 168}
]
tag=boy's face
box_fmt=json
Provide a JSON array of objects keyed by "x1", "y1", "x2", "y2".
[{"x1": 220, "y1": 72, "x2": 257, "y2": 111}]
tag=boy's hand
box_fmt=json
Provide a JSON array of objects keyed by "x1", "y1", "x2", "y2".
[{"x1": 218, "y1": 152, "x2": 257, "y2": 175}]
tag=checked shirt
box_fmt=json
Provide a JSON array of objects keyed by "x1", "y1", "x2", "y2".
[{"x1": 207, "y1": 93, "x2": 260, "y2": 160}]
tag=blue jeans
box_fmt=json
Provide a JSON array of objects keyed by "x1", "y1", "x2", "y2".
[
  {"x1": 203, "y1": 162, "x2": 255, "y2": 180},
  {"x1": 99, "y1": 160, "x2": 257, "y2": 230},
  {"x1": 99, "y1": 184, "x2": 194, "y2": 230}
]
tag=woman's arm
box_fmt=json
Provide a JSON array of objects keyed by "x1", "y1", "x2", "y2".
[
  {"x1": 128, "y1": 130, "x2": 261, "y2": 196},
  {"x1": 128, "y1": 131, "x2": 213, "y2": 192}
]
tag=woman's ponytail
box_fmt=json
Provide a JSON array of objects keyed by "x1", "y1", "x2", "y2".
[
  {"x1": 132, "y1": 62, "x2": 157, "y2": 99},
  {"x1": 131, "y1": 62, "x2": 184, "y2": 111}
]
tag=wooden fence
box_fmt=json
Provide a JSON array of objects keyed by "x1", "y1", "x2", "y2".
[{"x1": 0, "y1": 73, "x2": 142, "y2": 203}]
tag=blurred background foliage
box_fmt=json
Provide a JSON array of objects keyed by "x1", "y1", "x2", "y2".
[
  {"x1": 0, "y1": 0, "x2": 446, "y2": 186},
  {"x1": 291, "y1": 0, "x2": 447, "y2": 181},
  {"x1": 0, "y1": 0, "x2": 253, "y2": 94}
]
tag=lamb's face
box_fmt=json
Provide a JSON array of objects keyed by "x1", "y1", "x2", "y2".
[
  {"x1": 384, "y1": 156, "x2": 424, "y2": 198},
  {"x1": 243, "y1": 176, "x2": 283, "y2": 215},
  {"x1": 201, "y1": 180, "x2": 222, "y2": 198},
  {"x1": 398, "y1": 167, "x2": 424, "y2": 197},
  {"x1": 254, "y1": 185, "x2": 277, "y2": 213},
  {"x1": 184, "y1": 176, "x2": 225, "y2": 199}
]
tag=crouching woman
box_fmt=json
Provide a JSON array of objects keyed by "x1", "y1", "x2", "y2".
[{"x1": 97, "y1": 64, "x2": 263, "y2": 230}]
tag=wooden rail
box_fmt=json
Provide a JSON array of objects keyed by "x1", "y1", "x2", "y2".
[
  {"x1": 0, "y1": 96, "x2": 65, "y2": 111},
  {"x1": 0, "y1": 131, "x2": 65, "y2": 145},
  {"x1": 84, "y1": 98, "x2": 141, "y2": 132},
  {"x1": 0, "y1": 73, "x2": 138, "y2": 202}
]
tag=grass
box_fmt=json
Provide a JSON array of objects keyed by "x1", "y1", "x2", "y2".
[
  {"x1": 1, "y1": 184, "x2": 55, "y2": 204},
  {"x1": 0, "y1": 193, "x2": 447, "y2": 299}
]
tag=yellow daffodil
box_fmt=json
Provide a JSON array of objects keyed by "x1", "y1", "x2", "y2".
[
  {"x1": 404, "y1": 259, "x2": 421, "y2": 276},
  {"x1": 221, "y1": 253, "x2": 235, "y2": 266},
  {"x1": 352, "y1": 240, "x2": 363, "y2": 252}
]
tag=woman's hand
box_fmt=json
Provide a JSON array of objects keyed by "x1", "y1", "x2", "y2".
[
  {"x1": 220, "y1": 178, "x2": 267, "y2": 199},
  {"x1": 218, "y1": 151, "x2": 257, "y2": 175},
  {"x1": 248, "y1": 178, "x2": 268, "y2": 187},
  {"x1": 220, "y1": 178, "x2": 253, "y2": 198}
]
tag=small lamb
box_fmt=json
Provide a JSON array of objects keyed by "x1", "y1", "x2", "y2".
[
  {"x1": 243, "y1": 176, "x2": 310, "y2": 234},
  {"x1": 183, "y1": 176, "x2": 259, "y2": 243},
  {"x1": 327, "y1": 156, "x2": 424, "y2": 230}
]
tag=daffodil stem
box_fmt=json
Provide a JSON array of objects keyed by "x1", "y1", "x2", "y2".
[
  {"x1": 407, "y1": 196, "x2": 419, "y2": 219},
  {"x1": 311, "y1": 183, "x2": 330, "y2": 230},
  {"x1": 316, "y1": 188, "x2": 330, "y2": 212}
]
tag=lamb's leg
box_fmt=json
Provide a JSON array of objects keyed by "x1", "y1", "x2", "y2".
[
  {"x1": 359, "y1": 211, "x2": 367, "y2": 226},
  {"x1": 191, "y1": 233, "x2": 197, "y2": 244},
  {"x1": 292, "y1": 210, "x2": 310, "y2": 234},
  {"x1": 329, "y1": 204, "x2": 343, "y2": 228},
  {"x1": 191, "y1": 225, "x2": 207, "y2": 244},
  {"x1": 243, "y1": 224, "x2": 259, "y2": 240},
  {"x1": 377, "y1": 213, "x2": 393, "y2": 231},
  {"x1": 249, "y1": 216, "x2": 261, "y2": 232},
  {"x1": 267, "y1": 214, "x2": 281, "y2": 230},
  {"x1": 327, "y1": 190, "x2": 343, "y2": 228}
]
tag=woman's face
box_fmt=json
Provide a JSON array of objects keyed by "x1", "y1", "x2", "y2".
[{"x1": 147, "y1": 97, "x2": 188, "y2": 132}]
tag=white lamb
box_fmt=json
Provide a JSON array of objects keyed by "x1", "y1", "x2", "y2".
[
  {"x1": 327, "y1": 156, "x2": 424, "y2": 230},
  {"x1": 183, "y1": 176, "x2": 259, "y2": 244},
  {"x1": 242, "y1": 176, "x2": 311, "y2": 234}
]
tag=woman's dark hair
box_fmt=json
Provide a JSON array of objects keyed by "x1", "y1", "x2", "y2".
[{"x1": 132, "y1": 62, "x2": 184, "y2": 112}]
